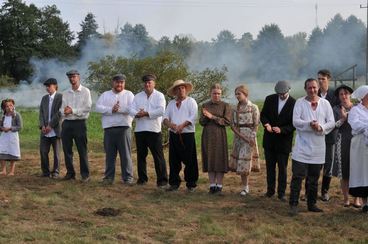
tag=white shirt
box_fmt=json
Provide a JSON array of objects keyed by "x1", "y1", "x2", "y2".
[
  {"x1": 164, "y1": 97, "x2": 198, "y2": 133},
  {"x1": 278, "y1": 95, "x2": 288, "y2": 114},
  {"x1": 95, "y1": 89, "x2": 134, "y2": 128},
  {"x1": 291, "y1": 96, "x2": 335, "y2": 164},
  {"x1": 129, "y1": 89, "x2": 165, "y2": 133},
  {"x1": 45, "y1": 92, "x2": 56, "y2": 137},
  {"x1": 61, "y1": 84, "x2": 92, "y2": 120}
]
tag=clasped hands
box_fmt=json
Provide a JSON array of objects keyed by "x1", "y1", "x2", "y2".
[{"x1": 264, "y1": 123, "x2": 281, "y2": 134}]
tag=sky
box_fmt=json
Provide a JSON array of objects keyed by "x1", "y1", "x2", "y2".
[{"x1": 3, "y1": 0, "x2": 368, "y2": 41}]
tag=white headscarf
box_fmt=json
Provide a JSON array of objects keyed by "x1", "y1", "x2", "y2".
[{"x1": 351, "y1": 85, "x2": 368, "y2": 101}]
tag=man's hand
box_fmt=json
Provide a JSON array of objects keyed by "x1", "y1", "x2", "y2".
[
  {"x1": 264, "y1": 123, "x2": 272, "y2": 133},
  {"x1": 64, "y1": 106, "x2": 73, "y2": 115},
  {"x1": 272, "y1": 126, "x2": 281, "y2": 134}
]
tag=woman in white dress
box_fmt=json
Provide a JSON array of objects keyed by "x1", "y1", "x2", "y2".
[
  {"x1": 348, "y1": 85, "x2": 368, "y2": 212},
  {"x1": 0, "y1": 99, "x2": 22, "y2": 176}
]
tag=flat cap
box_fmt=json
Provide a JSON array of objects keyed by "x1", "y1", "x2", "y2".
[
  {"x1": 275, "y1": 80, "x2": 291, "y2": 94},
  {"x1": 43, "y1": 78, "x2": 58, "y2": 85},
  {"x1": 142, "y1": 74, "x2": 157, "y2": 82},
  {"x1": 112, "y1": 74, "x2": 126, "y2": 81},
  {"x1": 66, "y1": 69, "x2": 80, "y2": 76}
]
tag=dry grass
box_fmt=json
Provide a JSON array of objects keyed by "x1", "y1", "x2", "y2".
[{"x1": 0, "y1": 149, "x2": 367, "y2": 243}]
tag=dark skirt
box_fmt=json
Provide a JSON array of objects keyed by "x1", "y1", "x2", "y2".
[
  {"x1": 0, "y1": 153, "x2": 20, "y2": 161},
  {"x1": 349, "y1": 187, "x2": 368, "y2": 198}
]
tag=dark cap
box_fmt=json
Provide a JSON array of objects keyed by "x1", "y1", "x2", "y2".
[
  {"x1": 275, "y1": 80, "x2": 291, "y2": 94},
  {"x1": 334, "y1": 84, "x2": 354, "y2": 97},
  {"x1": 43, "y1": 78, "x2": 58, "y2": 86},
  {"x1": 142, "y1": 74, "x2": 156, "y2": 82},
  {"x1": 66, "y1": 69, "x2": 80, "y2": 76},
  {"x1": 112, "y1": 74, "x2": 126, "y2": 81}
]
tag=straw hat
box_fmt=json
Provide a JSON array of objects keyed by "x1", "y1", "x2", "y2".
[{"x1": 167, "y1": 80, "x2": 193, "y2": 97}]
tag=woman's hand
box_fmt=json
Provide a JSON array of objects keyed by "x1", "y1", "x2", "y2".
[{"x1": 202, "y1": 108, "x2": 213, "y2": 119}]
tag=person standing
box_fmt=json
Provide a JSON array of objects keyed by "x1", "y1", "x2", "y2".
[
  {"x1": 61, "y1": 69, "x2": 92, "y2": 182},
  {"x1": 163, "y1": 80, "x2": 198, "y2": 192},
  {"x1": 261, "y1": 80, "x2": 295, "y2": 201},
  {"x1": 289, "y1": 78, "x2": 335, "y2": 215},
  {"x1": 0, "y1": 99, "x2": 22, "y2": 176},
  {"x1": 229, "y1": 85, "x2": 259, "y2": 196},
  {"x1": 200, "y1": 83, "x2": 231, "y2": 194},
  {"x1": 331, "y1": 85, "x2": 361, "y2": 207},
  {"x1": 348, "y1": 85, "x2": 368, "y2": 212},
  {"x1": 39, "y1": 78, "x2": 62, "y2": 178},
  {"x1": 317, "y1": 69, "x2": 338, "y2": 201},
  {"x1": 129, "y1": 74, "x2": 168, "y2": 187},
  {"x1": 95, "y1": 74, "x2": 134, "y2": 185}
]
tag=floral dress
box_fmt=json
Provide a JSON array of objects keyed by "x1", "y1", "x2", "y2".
[{"x1": 230, "y1": 100, "x2": 259, "y2": 174}]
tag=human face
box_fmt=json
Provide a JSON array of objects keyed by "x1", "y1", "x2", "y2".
[
  {"x1": 305, "y1": 80, "x2": 319, "y2": 99},
  {"x1": 175, "y1": 85, "x2": 187, "y2": 99},
  {"x1": 68, "y1": 74, "x2": 80, "y2": 88},
  {"x1": 211, "y1": 88, "x2": 222, "y2": 103},
  {"x1": 278, "y1": 92, "x2": 289, "y2": 101},
  {"x1": 338, "y1": 89, "x2": 351, "y2": 105},
  {"x1": 318, "y1": 74, "x2": 329, "y2": 92},
  {"x1": 144, "y1": 80, "x2": 155, "y2": 95},
  {"x1": 4, "y1": 101, "x2": 14, "y2": 114},
  {"x1": 235, "y1": 90, "x2": 247, "y2": 103},
  {"x1": 45, "y1": 84, "x2": 57, "y2": 95},
  {"x1": 113, "y1": 80, "x2": 125, "y2": 93}
]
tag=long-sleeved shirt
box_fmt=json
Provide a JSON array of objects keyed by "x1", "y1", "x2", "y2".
[
  {"x1": 129, "y1": 89, "x2": 165, "y2": 133},
  {"x1": 61, "y1": 84, "x2": 92, "y2": 120},
  {"x1": 291, "y1": 96, "x2": 335, "y2": 164},
  {"x1": 164, "y1": 96, "x2": 198, "y2": 133},
  {"x1": 348, "y1": 103, "x2": 368, "y2": 144},
  {"x1": 95, "y1": 89, "x2": 134, "y2": 128}
]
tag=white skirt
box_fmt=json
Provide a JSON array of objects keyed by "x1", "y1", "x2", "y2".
[
  {"x1": 0, "y1": 131, "x2": 20, "y2": 158},
  {"x1": 349, "y1": 134, "x2": 368, "y2": 188}
]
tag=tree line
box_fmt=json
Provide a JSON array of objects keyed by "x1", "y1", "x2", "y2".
[{"x1": 0, "y1": 0, "x2": 366, "y2": 94}]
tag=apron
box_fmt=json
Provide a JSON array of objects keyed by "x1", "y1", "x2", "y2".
[{"x1": 0, "y1": 115, "x2": 20, "y2": 157}]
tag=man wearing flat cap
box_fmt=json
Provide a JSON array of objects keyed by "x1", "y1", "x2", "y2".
[
  {"x1": 129, "y1": 74, "x2": 168, "y2": 187},
  {"x1": 260, "y1": 80, "x2": 296, "y2": 201},
  {"x1": 39, "y1": 78, "x2": 63, "y2": 178},
  {"x1": 96, "y1": 74, "x2": 134, "y2": 185},
  {"x1": 61, "y1": 69, "x2": 92, "y2": 182},
  {"x1": 163, "y1": 79, "x2": 199, "y2": 192}
]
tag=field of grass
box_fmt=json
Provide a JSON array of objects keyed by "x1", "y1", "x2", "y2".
[{"x1": 0, "y1": 108, "x2": 367, "y2": 243}]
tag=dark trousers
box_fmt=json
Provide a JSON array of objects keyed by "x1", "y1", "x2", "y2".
[
  {"x1": 104, "y1": 126, "x2": 133, "y2": 182},
  {"x1": 321, "y1": 143, "x2": 334, "y2": 194},
  {"x1": 264, "y1": 150, "x2": 289, "y2": 197},
  {"x1": 168, "y1": 132, "x2": 198, "y2": 188},
  {"x1": 135, "y1": 131, "x2": 168, "y2": 186},
  {"x1": 61, "y1": 120, "x2": 89, "y2": 178},
  {"x1": 40, "y1": 135, "x2": 61, "y2": 176},
  {"x1": 289, "y1": 160, "x2": 322, "y2": 207}
]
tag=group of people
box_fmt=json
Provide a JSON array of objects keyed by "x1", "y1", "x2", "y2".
[{"x1": 1, "y1": 68, "x2": 368, "y2": 215}]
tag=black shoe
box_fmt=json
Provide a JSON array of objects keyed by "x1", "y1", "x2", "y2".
[
  {"x1": 51, "y1": 173, "x2": 59, "y2": 179},
  {"x1": 166, "y1": 185, "x2": 179, "y2": 192},
  {"x1": 216, "y1": 186, "x2": 223, "y2": 194},
  {"x1": 362, "y1": 205, "x2": 368, "y2": 213},
  {"x1": 308, "y1": 205, "x2": 323, "y2": 212},
  {"x1": 209, "y1": 186, "x2": 216, "y2": 194},
  {"x1": 264, "y1": 192, "x2": 274, "y2": 198},
  {"x1": 321, "y1": 193, "x2": 330, "y2": 202},
  {"x1": 101, "y1": 178, "x2": 113, "y2": 185},
  {"x1": 38, "y1": 173, "x2": 50, "y2": 178},
  {"x1": 136, "y1": 180, "x2": 147, "y2": 185},
  {"x1": 63, "y1": 174, "x2": 76, "y2": 180},
  {"x1": 278, "y1": 195, "x2": 287, "y2": 202},
  {"x1": 81, "y1": 176, "x2": 90, "y2": 183},
  {"x1": 187, "y1": 187, "x2": 196, "y2": 193},
  {"x1": 289, "y1": 205, "x2": 298, "y2": 216}
]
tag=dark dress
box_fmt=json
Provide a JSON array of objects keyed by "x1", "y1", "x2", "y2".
[
  {"x1": 200, "y1": 101, "x2": 231, "y2": 173},
  {"x1": 332, "y1": 105, "x2": 353, "y2": 180}
]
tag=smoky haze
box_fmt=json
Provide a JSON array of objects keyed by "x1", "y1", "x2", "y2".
[{"x1": 1, "y1": 13, "x2": 366, "y2": 107}]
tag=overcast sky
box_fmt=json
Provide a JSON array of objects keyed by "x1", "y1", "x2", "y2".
[{"x1": 2, "y1": 0, "x2": 368, "y2": 40}]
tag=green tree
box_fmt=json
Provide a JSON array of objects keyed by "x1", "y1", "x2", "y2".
[
  {"x1": 77, "y1": 12, "x2": 100, "y2": 52},
  {"x1": 118, "y1": 23, "x2": 154, "y2": 57}
]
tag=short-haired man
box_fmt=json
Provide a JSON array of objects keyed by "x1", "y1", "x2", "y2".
[
  {"x1": 261, "y1": 80, "x2": 295, "y2": 201},
  {"x1": 39, "y1": 78, "x2": 62, "y2": 178},
  {"x1": 129, "y1": 74, "x2": 168, "y2": 187},
  {"x1": 289, "y1": 78, "x2": 335, "y2": 215},
  {"x1": 61, "y1": 69, "x2": 92, "y2": 182},
  {"x1": 96, "y1": 74, "x2": 134, "y2": 185},
  {"x1": 163, "y1": 80, "x2": 198, "y2": 192},
  {"x1": 317, "y1": 69, "x2": 338, "y2": 201}
]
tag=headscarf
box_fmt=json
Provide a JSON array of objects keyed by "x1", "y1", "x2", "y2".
[{"x1": 351, "y1": 85, "x2": 368, "y2": 101}]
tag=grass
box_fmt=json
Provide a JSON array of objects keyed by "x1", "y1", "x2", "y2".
[{"x1": 0, "y1": 107, "x2": 367, "y2": 243}]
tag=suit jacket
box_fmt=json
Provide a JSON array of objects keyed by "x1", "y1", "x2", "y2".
[
  {"x1": 260, "y1": 94, "x2": 296, "y2": 154},
  {"x1": 318, "y1": 88, "x2": 338, "y2": 144},
  {"x1": 39, "y1": 92, "x2": 62, "y2": 137}
]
